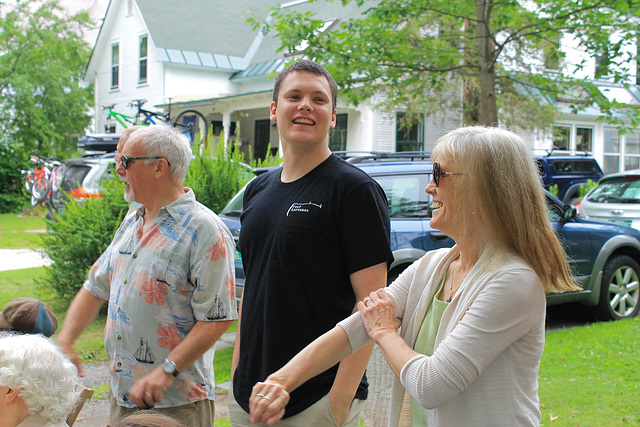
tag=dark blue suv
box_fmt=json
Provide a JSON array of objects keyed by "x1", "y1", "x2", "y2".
[
  {"x1": 220, "y1": 154, "x2": 640, "y2": 321},
  {"x1": 534, "y1": 155, "x2": 603, "y2": 205}
]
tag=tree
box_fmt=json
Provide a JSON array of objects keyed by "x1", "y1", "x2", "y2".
[
  {"x1": 0, "y1": 0, "x2": 94, "y2": 156},
  {"x1": 260, "y1": 0, "x2": 640, "y2": 131}
]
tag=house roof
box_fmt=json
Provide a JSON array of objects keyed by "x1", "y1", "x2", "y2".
[{"x1": 85, "y1": 0, "x2": 371, "y2": 81}]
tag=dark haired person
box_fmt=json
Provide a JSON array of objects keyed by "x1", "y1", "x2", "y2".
[{"x1": 229, "y1": 60, "x2": 393, "y2": 426}]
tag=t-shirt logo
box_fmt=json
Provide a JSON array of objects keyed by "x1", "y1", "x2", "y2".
[{"x1": 287, "y1": 202, "x2": 323, "y2": 216}]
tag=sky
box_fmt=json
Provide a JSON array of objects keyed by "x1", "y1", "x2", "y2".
[{"x1": 58, "y1": 0, "x2": 110, "y2": 46}]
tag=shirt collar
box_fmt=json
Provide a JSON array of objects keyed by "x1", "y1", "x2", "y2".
[{"x1": 135, "y1": 188, "x2": 195, "y2": 222}]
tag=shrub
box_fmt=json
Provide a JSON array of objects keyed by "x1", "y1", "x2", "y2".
[
  {"x1": 185, "y1": 131, "x2": 271, "y2": 214},
  {"x1": 0, "y1": 143, "x2": 29, "y2": 213},
  {"x1": 579, "y1": 179, "x2": 598, "y2": 198},
  {"x1": 39, "y1": 169, "x2": 129, "y2": 303},
  {"x1": 548, "y1": 183, "x2": 559, "y2": 198}
]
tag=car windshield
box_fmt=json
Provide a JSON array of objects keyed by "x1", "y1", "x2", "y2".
[
  {"x1": 373, "y1": 174, "x2": 431, "y2": 218},
  {"x1": 586, "y1": 177, "x2": 640, "y2": 203}
]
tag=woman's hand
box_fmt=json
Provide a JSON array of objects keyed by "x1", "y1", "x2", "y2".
[
  {"x1": 249, "y1": 377, "x2": 290, "y2": 426},
  {"x1": 358, "y1": 289, "x2": 402, "y2": 343}
]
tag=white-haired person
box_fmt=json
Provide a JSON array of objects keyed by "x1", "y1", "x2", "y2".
[
  {"x1": 0, "y1": 333, "x2": 79, "y2": 427},
  {"x1": 249, "y1": 126, "x2": 581, "y2": 426},
  {"x1": 58, "y1": 124, "x2": 237, "y2": 425}
]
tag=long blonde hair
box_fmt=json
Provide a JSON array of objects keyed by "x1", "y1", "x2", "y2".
[{"x1": 433, "y1": 126, "x2": 579, "y2": 293}]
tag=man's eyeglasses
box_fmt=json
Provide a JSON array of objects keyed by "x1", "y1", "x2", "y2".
[
  {"x1": 432, "y1": 162, "x2": 465, "y2": 187},
  {"x1": 117, "y1": 154, "x2": 170, "y2": 170}
]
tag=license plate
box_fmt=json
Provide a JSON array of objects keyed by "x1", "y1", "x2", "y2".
[{"x1": 607, "y1": 219, "x2": 633, "y2": 227}]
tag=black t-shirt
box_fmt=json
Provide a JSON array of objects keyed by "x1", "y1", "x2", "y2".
[{"x1": 233, "y1": 154, "x2": 393, "y2": 417}]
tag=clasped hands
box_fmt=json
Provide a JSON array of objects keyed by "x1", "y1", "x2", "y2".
[
  {"x1": 248, "y1": 290, "x2": 401, "y2": 424},
  {"x1": 358, "y1": 289, "x2": 401, "y2": 342}
]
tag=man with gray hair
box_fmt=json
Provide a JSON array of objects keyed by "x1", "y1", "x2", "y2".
[{"x1": 58, "y1": 124, "x2": 237, "y2": 425}]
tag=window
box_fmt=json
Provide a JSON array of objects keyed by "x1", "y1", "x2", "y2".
[
  {"x1": 127, "y1": 0, "x2": 133, "y2": 15},
  {"x1": 330, "y1": 114, "x2": 348, "y2": 151},
  {"x1": 603, "y1": 128, "x2": 620, "y2": 174},
  {"x1": 595, "y1": 46, "x2": 610, "y2": 80},
  {"x1": 111, "y1": 44, "x2": 119, "y2": 89},
  {"x1": 396, "y1": 112, "x2": 424, "y2": 152},
  {"x1": 625, "y1": 131, "x2": 640, "y2": 171},
  {"x1": 139, "y1": 35, "x2": 148, "y2": 84},
  {"x1": 543, "y1": 34, "x2": 562, "y2": 70},
  {"x1": 576, "y1": 127, "x2": 593, "y2": 153},
  {"x1": 552, "y1": 125, "x2": 570, "y2": 151}
]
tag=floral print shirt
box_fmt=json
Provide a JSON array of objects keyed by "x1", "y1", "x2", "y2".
[{"x1": 84, "y1": 189, "x2": 237, "y2": 408}]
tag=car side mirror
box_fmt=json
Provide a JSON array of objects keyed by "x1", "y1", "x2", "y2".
[{"x1": 563, "y1": 205, "x2": 576, "y2": 222}]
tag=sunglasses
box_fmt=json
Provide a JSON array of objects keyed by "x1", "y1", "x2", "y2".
[
  {"x1": 117, "y1": 154, "x2": 170, "y2": 170},
  {"x1": 432, "y1": 162, "x2": 464, "y2": 186}
]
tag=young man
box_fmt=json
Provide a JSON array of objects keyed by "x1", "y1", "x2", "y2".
[
  {"x1": 230, "y1": 60, "x2": 393, "y2": 426},
  {"x1": 57, "y1": 124, "x2": 237, "y2": 425}
]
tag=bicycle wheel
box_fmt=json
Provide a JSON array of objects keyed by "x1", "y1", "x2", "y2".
[
  {"x1": 173, "y1": 110, "x2": 208, "y2": 143},
  {"x1": 24, "y1": 171, "x2": 35, "y2": 192},
  {"x1": 31, "y1": 176, "x2": 50, "y2": 205}
]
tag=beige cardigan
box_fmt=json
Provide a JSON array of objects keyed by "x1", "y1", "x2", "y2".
[{"x1": 339, "y1": 246, "x2": 546, "y2": 426}]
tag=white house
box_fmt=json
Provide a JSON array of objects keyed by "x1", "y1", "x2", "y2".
[
  {"x1": 85, "y1": 0, "x2": 639, "y2": 174},
  {"x1": 84, "y1": 0, "x2": 461, "y2": 160}
]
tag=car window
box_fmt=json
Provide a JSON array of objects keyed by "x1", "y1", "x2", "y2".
[
  {"x1": 551, "y1": 159, "x2": 600, "y2": 174},
  {"x1": 587, "y1": 178, "x2": 640, "y2": 203},
  {"x1": 546, "y1": 198, "x2": 563, "y2": 222},
  {"x1": 220, "y1": 183, "x2": 248, "y2": 217},
  {"x1": 373, "y1": 174, "x2": 430, "y2": 218},
  {"x1": 61, "y1": 165, "x2": 92, "y2": 191}
]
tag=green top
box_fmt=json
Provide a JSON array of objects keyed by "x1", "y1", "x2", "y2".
[{"x1": 411, "y1": 275, "x2": 449, "y2": 427}]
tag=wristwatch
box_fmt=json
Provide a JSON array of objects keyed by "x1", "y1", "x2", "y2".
[{"x1": 161, "y1": 358, "x2": 180, "y2": 377}]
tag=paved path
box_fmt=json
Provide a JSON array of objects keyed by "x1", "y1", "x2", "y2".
[{"x1": 0, "y1": 248, "x2": 52, "y2": 271}]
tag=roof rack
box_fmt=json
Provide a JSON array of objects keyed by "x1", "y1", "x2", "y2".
[{"x1": 332, "y1": 151, "x2": 432, "y2": 164}]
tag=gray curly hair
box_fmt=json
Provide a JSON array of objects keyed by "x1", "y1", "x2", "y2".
[{"x1": 0, "y1": 333, "x2": 79, "y2": 423}]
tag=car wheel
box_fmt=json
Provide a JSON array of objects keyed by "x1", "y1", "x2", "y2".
[{"x1": 593, "y1": 255, "x2": 640, "y2": 321}]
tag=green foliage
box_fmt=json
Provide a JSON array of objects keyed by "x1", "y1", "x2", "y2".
[
  {"x1": 539, "y1": 317, "x2": 640, "y2": 425},
  {"x1": 579, "y1": 179, "x2": 598, "y2": 198},
  {"x1": 0, "y1": 143, "x2": 29, "y2": 213},
  {"x1": 259, "y1": 0, "x2": 640, "y2": 131},
  {"x1": 0, "y1": 0, "x2": 94, "y2": 155},
  {"x1": 39, "y1": 170, "x2": 129, "y2": 302},
  {"x1": 186, "y1": 130, "x2": 281, "y2": 213},
  {"x1": 548, "y1": 184, "x2": 559, "y2": 197}
]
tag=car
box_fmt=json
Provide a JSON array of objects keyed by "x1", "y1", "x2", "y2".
[
  {"x1": 219, "y1": 153, "x2": 640, "y2": 321},
  {"x1": 534, "y1": 154, "x2": 604, "y2": 205},
  {"x1": 47, "y1": 152, "x2": 117, "y2": 219},
  {"x1": 577, "y1": 169, "x2": 640, "y2": 230}
]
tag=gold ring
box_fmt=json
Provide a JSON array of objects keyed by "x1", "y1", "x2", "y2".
[
  {"x1": 364, "y1": 297, "x2": 371, "y2": 304},
  {"x1": 145, "y1": 391, "x2": 153, "y2": 399},
  {"x1": 375, "y1": 316, "x2": 381, "y2": 321}
]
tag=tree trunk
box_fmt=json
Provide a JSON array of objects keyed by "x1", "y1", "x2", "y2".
[{"x1": 475, "y1": 0, "x2": 499, "y2": 126}]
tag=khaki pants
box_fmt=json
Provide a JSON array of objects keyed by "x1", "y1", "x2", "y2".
[
  {"x1": 109, "y1": 394, "x2": 214, "y2": 426},
  {"x1": 228, "y1": 385, "x2": 364, "y2": 427}
]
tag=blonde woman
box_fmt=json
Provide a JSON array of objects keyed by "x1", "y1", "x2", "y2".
[{"x1": 249, "y1": 126, "x2": 579, "y2": 426}]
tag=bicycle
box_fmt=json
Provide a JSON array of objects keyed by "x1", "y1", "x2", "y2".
[
  {"x1": 102, "y1": 104, "x2": 138, "y2": 132},
  {"x1": 23, "y1": 153, "x2": 66, "y2": 208},
  {"x1": 131, "y1": 98, "x2": 208, "y2": 143}
]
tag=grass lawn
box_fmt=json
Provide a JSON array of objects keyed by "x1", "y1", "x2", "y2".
[{"x1": 0, "y1": 210, "x2": 47, "y2": 249}]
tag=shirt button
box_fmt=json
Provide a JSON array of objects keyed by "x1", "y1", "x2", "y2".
[
  {"x1": 117, "y1": 307, "x2": 121, "y2": 312},
  {"x1": 117, "y1": 362, "x2": 122, "y2": 367},
  {"x1": 124, "y1": 279, "x2": 128, "y2": 284},
  {"x1": 117, "y1": 335, "x2": 122, "y2": 340},
  {"x1": 133, "y1": 254, "x2": 137, "y2": 259}
]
